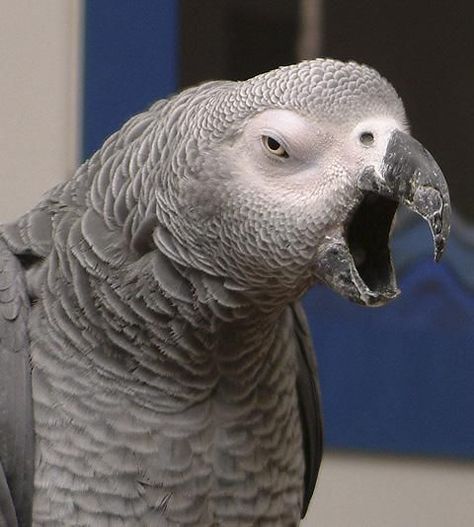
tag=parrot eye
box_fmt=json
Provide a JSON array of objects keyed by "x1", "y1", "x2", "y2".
[
  {"x1": 262, "y1": 135, "x2": 289, "y2": 158},
  {"x1": 359, "y1": 131, "x2": 375, "y2": 146}
]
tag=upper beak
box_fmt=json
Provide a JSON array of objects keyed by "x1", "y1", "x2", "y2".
[
  {"x1": 314, "y1": 129, "x2": 451, "y2": 307},
  {"x1": 358, "y1": 129, "x2": 451, "y2": 262}
]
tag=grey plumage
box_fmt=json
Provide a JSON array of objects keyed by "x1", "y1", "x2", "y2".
[
  {"x1": 0, "y1": 59, "x2": 449, "y2": 526},
  {"x1": 0, "y1": 237, "x2": 35, "y2": 527}
]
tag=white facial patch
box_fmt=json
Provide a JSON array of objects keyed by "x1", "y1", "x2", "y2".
[{"x1": 351, "y1": 116, "x2": 405, "y2": 168}]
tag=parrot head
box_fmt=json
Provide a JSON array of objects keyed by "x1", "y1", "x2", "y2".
[{"x1": 157, "y1": 59, "x2": 451, "y2": 307}]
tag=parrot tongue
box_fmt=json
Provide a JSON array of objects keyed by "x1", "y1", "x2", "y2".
[
  {"x1": 346, "y1": 192, "x2": 399, "y2": 301},
  {"x1": 314, "y1": 195, "x2": 400, "y2": 307},
  {"x1": 314, "y1": 129, "x2": 451, "y2": 307}
]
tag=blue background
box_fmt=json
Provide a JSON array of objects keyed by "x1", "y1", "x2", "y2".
[{"x1": 83, "y1": 0, "x2": 178, "y2": 159}]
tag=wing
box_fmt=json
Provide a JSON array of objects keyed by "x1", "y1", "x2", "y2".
[
  {"x1": 0, "y1": 237, "x2": 34, "y2": 527},
  {"x1": 290, "y1": 301, "x2": 323, "y2": 518}
]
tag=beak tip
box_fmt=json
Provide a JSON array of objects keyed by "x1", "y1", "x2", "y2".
[
  {"x1": 433, "y1": 233, "x2": 449, "y2": 262},
  {"x1": 362, "y1": 130, "x2": 451, "y2": 267}
]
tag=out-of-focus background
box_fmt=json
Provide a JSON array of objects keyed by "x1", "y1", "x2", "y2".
[{"x1": 1, "y1": 1, "x2": 473, "y2": 525}]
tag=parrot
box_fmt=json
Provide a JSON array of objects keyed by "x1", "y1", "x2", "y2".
[{"x1": 0, "y1": 58, "x2": 450, "y2": 526}]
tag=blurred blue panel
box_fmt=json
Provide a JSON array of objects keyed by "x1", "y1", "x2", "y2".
[
  {"x1": 303, "y1": 255, "x2": 474, "y2": 458},
  {"x1": 83, "y1": 0, "x2": 178, "y2": 159}
]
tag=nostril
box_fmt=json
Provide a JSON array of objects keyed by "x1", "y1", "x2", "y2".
[{"x1": 359, "y1": 132, "x2": 375, "y2": 146}]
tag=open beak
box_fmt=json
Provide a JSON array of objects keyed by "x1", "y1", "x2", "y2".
[{"x1": 315, "y1": 130, "x2": 451, "y2": 306}]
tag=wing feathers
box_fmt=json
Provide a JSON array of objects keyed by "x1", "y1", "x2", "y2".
[
  {"x1": 290, "y1": 302, "x2": 323, "y2": 518},
  {"x1": 0, "y1": 238, "x2": 34, "y2": 526}
]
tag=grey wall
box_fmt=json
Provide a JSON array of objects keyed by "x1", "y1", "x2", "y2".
[{"x1": 0, "y1": 0, "x2": 82, "y2": 222}]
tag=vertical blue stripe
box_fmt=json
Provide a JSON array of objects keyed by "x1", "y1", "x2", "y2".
[{"x1": 82, "y1": 0, "x2": 178, "y2": 159}]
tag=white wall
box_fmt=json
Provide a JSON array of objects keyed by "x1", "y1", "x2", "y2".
[
  {"x1": 1, "y1": 2, "x2": 473, "y2": 526},
  {"x1": 304, "y1": 451, "x2": 474, "y2": 527},
  {"x1": 0, "y1": 0, "x2": 82, "y2": 222}
]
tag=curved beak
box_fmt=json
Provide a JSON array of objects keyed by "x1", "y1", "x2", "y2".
[
  {"x1": 359, "y1": 129, "x2": 451, "y2": 262},
  {"x1": 314, "y1": 130, "x2": 451, "y2": 307}
]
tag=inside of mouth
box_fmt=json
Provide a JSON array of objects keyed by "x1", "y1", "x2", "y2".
[{"x1": 347, "y1": 192, "x2": 399, "y2": 292}]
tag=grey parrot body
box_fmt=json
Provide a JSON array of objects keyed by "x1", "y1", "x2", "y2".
[{"x1": 0, "y1": 59, "x2": 450, "y2": 526}]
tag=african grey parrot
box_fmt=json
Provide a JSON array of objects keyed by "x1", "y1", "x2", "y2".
[{"x1": 0, "y1": 58, "x2": 450, "y2": 526}]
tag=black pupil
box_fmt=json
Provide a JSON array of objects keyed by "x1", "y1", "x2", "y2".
[
  {"x1": 360, "y1": 132, "x2": 374, "y2": 145},
  {"x1": 267, "y1": 136, "x2": 281, "y2": 151}
]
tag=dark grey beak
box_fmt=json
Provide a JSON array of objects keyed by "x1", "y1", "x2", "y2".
[
  {"x1": 314, "y1": 129, "x2": 451, "y2": 307},
  {"x1": 359, "y1": 129, "x2": 451, "y2": 262}
]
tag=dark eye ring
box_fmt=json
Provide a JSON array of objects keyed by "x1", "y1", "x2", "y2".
[
  {"x1": 262, "y1": 135, "x2": 289, "y2": 158},
  {"x1": 359, "y1": 131, "x2": 375, "y2": 146}
]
